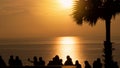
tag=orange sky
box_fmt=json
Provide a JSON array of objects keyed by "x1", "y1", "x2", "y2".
[{"x1": 0, "y1": 0, "x2": 120, "y2": 40}]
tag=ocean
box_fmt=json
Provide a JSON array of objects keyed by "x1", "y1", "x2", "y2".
[{"x1": 0, "y1": 36, "x2": 120, "y2": 68}]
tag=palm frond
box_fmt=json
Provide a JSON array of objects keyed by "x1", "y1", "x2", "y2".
[{"x1": 72, "y1": 0, "x2": 120, "y2": 26}]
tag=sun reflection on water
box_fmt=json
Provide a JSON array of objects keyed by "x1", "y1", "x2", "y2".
[{"x1": 55, "y1": 36, "x2": 84, "y2": 64}]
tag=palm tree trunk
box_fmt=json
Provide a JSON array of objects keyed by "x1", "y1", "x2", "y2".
[
  {"x1": 105, "y1": 19, "x2": 111, "y2": 43},
  {"x1": 104, "y1": 18, "x2": 113, "y2": 68}
]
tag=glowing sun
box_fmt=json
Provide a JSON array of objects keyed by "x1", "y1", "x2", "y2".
[{"x1": 59, "y1": 0, "x2": 73, "y2": 9}]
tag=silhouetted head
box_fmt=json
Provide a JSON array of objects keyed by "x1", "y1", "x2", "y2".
[
  {"x1": 84, "y1": 61, "x2": 89, "y2": 65},
  {"x1": 60, "y1": 59, "x2": 62, "y2": 62},
  {"x1": 0, "y1": 56, "x2": 1, "y2": 59},
  {"x1": 10, "y1": 55, "x2": 14, "y2": 59},
  {"x1": 15, "y1": 56, "x2": 19, "y2": 60},
  {"x1": 55, "y1": 55, "x2": 59, "y2": 60},
  {"x1": 39, "y1": 57, "x2": 42, "y2": 61},
  {"x1": 114, "y1": 61, "x2": 118, "y2": 65},
  {"x1": 75, "y1": 60, "x2": 79, "y2": 64},
  {"x1": 66, "y1": 55, "x2": 70, "y2": 59},
  {"x1": 33, "y1": 56, "x2": 37, "y2": 61},
  {"x1": 97, "y1": 58, "x2": 101, "y2": 62},
  {"x1": 0, "y1": 56, "x2": 2, "y2": 60}
]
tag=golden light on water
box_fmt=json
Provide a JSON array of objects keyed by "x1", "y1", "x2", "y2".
[{"x1": 55, "y1": 37, "x2": 84, "y2": 64}]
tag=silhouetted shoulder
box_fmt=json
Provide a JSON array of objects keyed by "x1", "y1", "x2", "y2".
[
  {"x1": 8, "y1": 55, "x2": 15, "y2": 67},
  {"x1": 38, "y1": 57, "x2": 45, "y2": 66},
  {"x1": 75, "y1": 60, "x2": 81, "y2": 68},
  {"x1": 84, "y1": 61, "x2": 91, "y2": 68}
]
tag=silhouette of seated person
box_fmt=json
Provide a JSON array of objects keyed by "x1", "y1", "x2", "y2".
[
  {"x1": 14, "y1": 56, "x2": 23, "y2": 67},
  {"x1": 53, "y1": 55, "x2": 61, "y2": 65},
  {"x1": 47, "y1": 60, "x2": 53, "y2": 65},
  {"x1": 38, "y1": 57, "x2": 45, "y2": 66},
  {"x1": 0, "y1": 56, "x2": 6, "y2": 67},
  {"x1": 75, "y1": 60, "x2": 81, "y2": 68},
  {"x1": 28, "y1": 56, "x2": 39, "y2": 66},
  {"x1": 113, "y1": 61, "x2": 119, "y2": 68},
  {"x1": 8, "y1": 55, "x2": 15, "y2": 67},
  {"x1": 59, "y1": 59, "x2": 63, "y2": 65},
  {"x1": 93, "y1": 58, "x2": 102, "y2": 68},
  {"x1": 84, "y1": 61, "x2": 91, "y2": 68},
  {"x1": 64, "y1": 55, "x2": 73, "y2": 65},
  {"x1": 47, "y1": 55, "x2": 63, "y2": 65}
]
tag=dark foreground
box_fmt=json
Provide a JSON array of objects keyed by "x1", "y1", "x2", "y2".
[
  {"x1": 0, "y1": 65, "x2": 76, "y2": 68},
  {"x1": 0, "y1": 55, "x2": 119, "y2": 68}
]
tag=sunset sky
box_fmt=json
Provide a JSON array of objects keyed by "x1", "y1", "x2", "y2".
[{"x1": 0, "y1": 0, "x2": 120, "y2": 40}]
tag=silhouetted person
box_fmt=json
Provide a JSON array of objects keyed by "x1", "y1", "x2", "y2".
[
  {"x1": 93, "y1": 60, "x2": 97, "y2": 68},
  {"x1": 14, "y1": 56, "x2": 22, "y2": 67},
  {"x1": 47, "y1": 60, "x2": 53, "y2": 65},
  {"x1": 75, "y1": 60, "x2": 81, "y2": 68},
  {"x1": 64, "y1": 55, "x2": 73, "y2": 65},
  {"x1": 93, "y1": 58, "x2": 102, "y2": 68},
  {"x1": 8, "y1": 55, "x2": 15, "y2": 67},
  {"x1": 28, "y1": 56, "x2": 38, "y2": 66},
  {"x1": 0, "y1": 56, "x2": 6, "y2": 67},
  {"x1": 38, "y1": 57, "x2": 45, "y2": 66},
  {"x1": 53, "y1": 55, "x2": 61, "y2": 65},
  {"x1": 59, "y1": 59, "x2": 63, "y2": 65},
  {"x1": 47, "y1": 55, "x2": 62, "y2": 65},
  {"x1": 113, "y1": 61, "x2": 119, "y2": 68},
  {"x1": 84, "y1": 61, "x2": 91, "y2": 68}
]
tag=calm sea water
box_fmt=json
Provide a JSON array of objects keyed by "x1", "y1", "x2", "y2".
[{"x1": 0, "y1": 37, "x2": 120, "y2": 68}]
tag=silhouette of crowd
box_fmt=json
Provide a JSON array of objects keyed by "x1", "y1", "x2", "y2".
[
  {"x1": 8, "y1": 55, "x2": 22, "y2": 67},
  {"x1": 28, "y1": 56, "x2": 45, "y2": 66},
  {"x1": 0, "y1": 55, "x2": 119, "y2": 68}
]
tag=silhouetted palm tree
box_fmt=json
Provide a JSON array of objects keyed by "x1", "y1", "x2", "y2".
[
  {"x1": 72, "y1": 0, "x2": 120, "y2": 68},
  {"x1": 72, "y1": 0, "x2": 120, "y2": 44}
]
